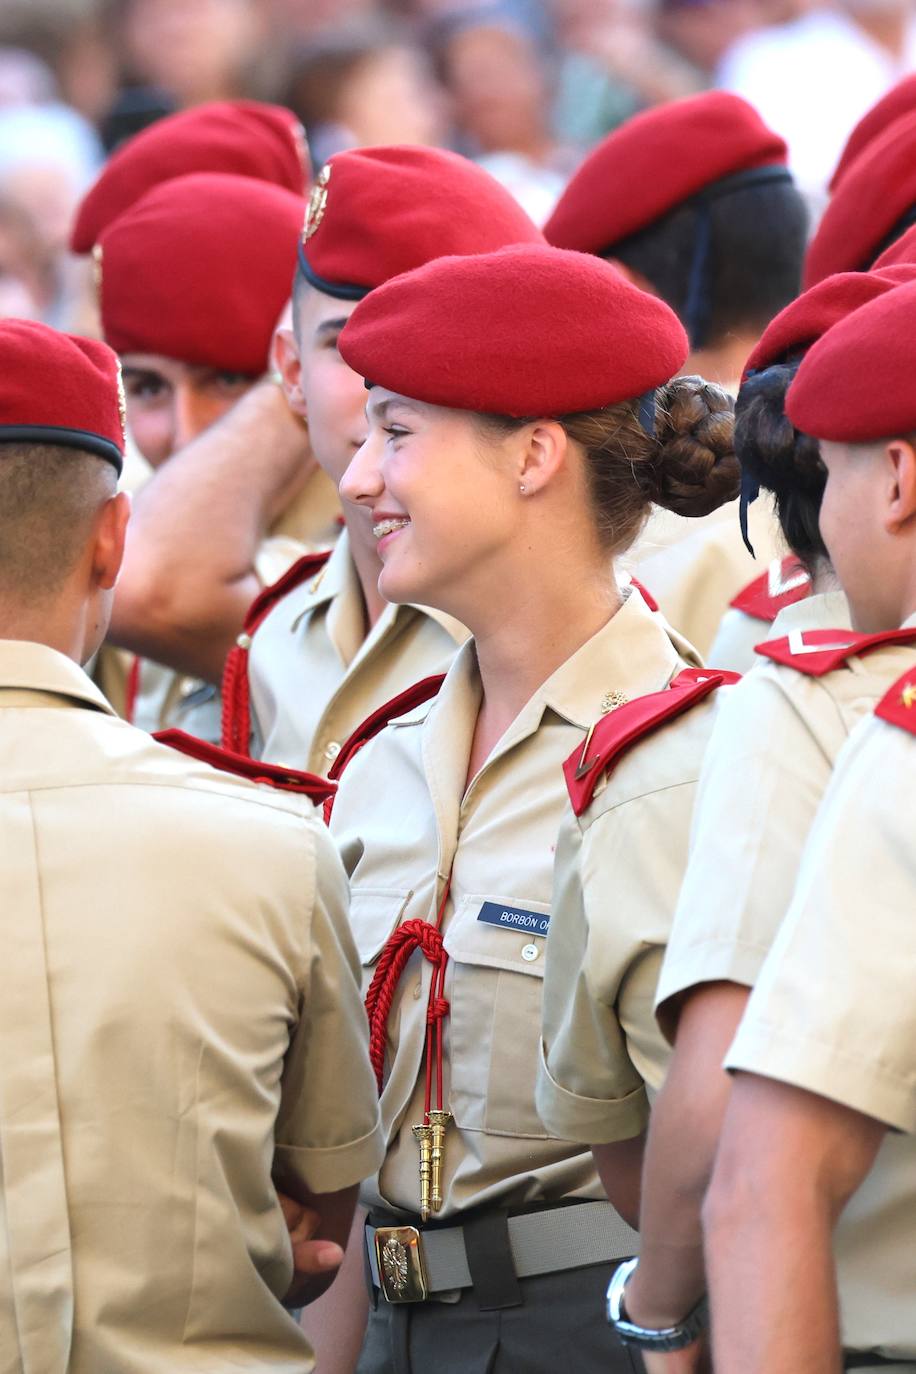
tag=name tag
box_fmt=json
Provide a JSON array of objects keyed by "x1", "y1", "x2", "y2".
[{"x1": 477, "y1": 901, "x2": 550, "y2": 938}]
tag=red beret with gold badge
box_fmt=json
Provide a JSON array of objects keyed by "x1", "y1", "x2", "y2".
[
  {"x1": 338, "y1": 243, "x2": 688, "y2": 416},
  {"x1": 786, "y1": 278, "x2": 916, "y2": 442},
  {"x1": 71, "y1": 100, "x2": 309, "y2": 253},
  {"x1": 829, "y1": 74, "x2": 916, "y2": 191},
  {"x1": 97, "y1": 172, "x2": 303, "y2": 375},
  {"x1": 804, "y1": 111, "x2": 916, "y2": 288},
  {"x1": 742, "y1": 265, "x2": 916, "y2": 380},
  {"x1": 298, "y1": 145, "x2": 543, "y2": 299},
  {"x1": 543, "y1": 91, "x2": 788, "y2": 255},
  {"x1": 0, "y1": 319, "x2": 124, "y2": 472}
]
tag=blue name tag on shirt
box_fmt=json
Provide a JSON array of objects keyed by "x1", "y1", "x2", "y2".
[{"x1": 477, "y1": 901, "x2": 551, "y2": 938}]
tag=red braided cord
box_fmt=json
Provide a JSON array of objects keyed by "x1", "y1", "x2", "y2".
[
  {"x1": 365, "y1": 919, "x2": 446, "y2": 1094},
  {"x1": 220, "y1": 643, "x2": 250, "y2": 755}
]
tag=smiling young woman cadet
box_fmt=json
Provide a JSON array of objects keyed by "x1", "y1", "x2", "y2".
[{"x1": 325, "y1": 242, "x2": 739, "y2": 1373}]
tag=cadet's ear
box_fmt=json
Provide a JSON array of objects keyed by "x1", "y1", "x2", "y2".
[
  {"x1": 96, "y1": 490, "x2": 131, "y2": 591},
  {"x1": 884, "y1": 438, "x2": 916, "y2": 533},
  {"x1": 517, "y1": 420, "x2": 570, "y2": 497},
  {"x1": 273, "y1": 327, "x2": 307, "y2": 420}
]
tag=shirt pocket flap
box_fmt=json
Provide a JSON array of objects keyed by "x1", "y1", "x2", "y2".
[
  {"x1": 443, "y1": 893, "x2": 550, "y2": 979},
  {"x1": 349, "y1": 887, "x2": 413, "y2": 966}
]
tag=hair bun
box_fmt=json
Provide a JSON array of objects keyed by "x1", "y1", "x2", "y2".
[
  {"x1": 651, "y1": 376, "x2": 739, "y2": 517},
  {"x1": 735, "y1": 362, "x2": 824, "y2": 498}
]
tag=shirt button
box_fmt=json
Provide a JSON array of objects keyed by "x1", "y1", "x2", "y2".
[
  {"x1": 324, "y1": 741, "x2": 341, "y2": 760},
  {"x1": 521, "y1": 943, "x2": 539, "y2": 963}
]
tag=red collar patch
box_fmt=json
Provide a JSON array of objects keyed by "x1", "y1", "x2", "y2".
[
  {"x1": 564, "y1": 667, "x2": 739, "y2": 818},
  {"x1": 875, "y1": 665, "x2": 916, "y2": 736},
  {"x1": 756, "y1": 625, "x2": 916, "y2": 677},
  {"x1": 154, "y1": 728, "x2": 336, "y2": 804},
  {"x1": 730, "y1": 555, "x2": 811, "y2": 623}
]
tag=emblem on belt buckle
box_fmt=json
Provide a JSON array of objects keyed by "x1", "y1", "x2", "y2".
[{"x1": 374, "y1": 1226, "x2": 428, "y2": 1303}]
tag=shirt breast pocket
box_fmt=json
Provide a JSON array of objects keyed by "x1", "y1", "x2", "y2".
[
  {"x1": 348, "y1": 888, "x2": 412, "y2": 992},
  {"x1": 444, "y1": 893, "x2": 552, "y2": 1140}
]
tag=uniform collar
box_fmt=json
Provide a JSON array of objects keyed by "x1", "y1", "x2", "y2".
[
  {"x1": 769, "y1": 589, "x2": 851, "y2": 639},
  {"x1": 0, "y1": 640, "x2": 117, "y2": 715}
]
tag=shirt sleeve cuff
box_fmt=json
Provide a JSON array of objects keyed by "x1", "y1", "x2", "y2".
[
  {"x1": 275, "y1": 1122, "x2": 387, "y2": 1195},
  {"x1": 726, "y1": 1023, "x2": 916, "y2": 1135},
  {"x1": 655, "y1": 936, "x2": 766, "y2": 1043},
  {"x1": 535, "y1": 1039, "x2": 650, "y2": 1144}
]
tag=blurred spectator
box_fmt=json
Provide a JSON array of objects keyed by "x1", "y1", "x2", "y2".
[
  {"x1": 0, "y1": 48, "x2": 58, "y2": 105},
  {"x1": 656, "y1": 0, "x2": 763, "y2": 79},
  {"x1": 284, "y1": 23, "x2": 448, "y2": 163},
  {"x1": 0, "y1": 196, "x2": 55, "y2": 319},
  {"x1": 0, "y1": 1, "x2": 117, "y2": 124},
  {"x1": 718, "y1": 0, "x2": 916, "y2": 200},
  {"x1": 115, "y1": 0, "x2": 267, "y2": 108}
]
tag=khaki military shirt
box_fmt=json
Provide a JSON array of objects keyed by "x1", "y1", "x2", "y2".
[
  {"x1": 329, "y1": 591, "x2": 679, "y2": 1218},
  {"x1": 0, "y1": 641, "x2": 382, "y2": 1374},
  {"x1": 726, "y1": 644, "x2": 916, "y2": 1361},
  {"x1": 628, "y1": 496, "x2": 781, "y2": 657},
  {"x1": 249, "y1": 529, "x2": 467, "y2": 774},
  {"x1": 653, "y1": 593, "x2": 916, "y2": 1034},
  {"x1": 537, "y1": 629, "x2": 723, "y2": 1146}
]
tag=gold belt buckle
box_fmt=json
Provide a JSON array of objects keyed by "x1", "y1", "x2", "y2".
[{"x1": 373, "y1": 1225, "x2": 428, "y2": 1303}]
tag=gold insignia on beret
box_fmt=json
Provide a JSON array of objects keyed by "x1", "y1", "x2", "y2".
[
  {"x1": 92, "y1": 242, "x2": 103, "y2": 300},
  {"x1": 901, "y1": 682, "x2": 916, "y2": 709},
  {"x1": 114, "y1": 358, "x2": 127, "y2": 445},
  {"x1": 601, "y1": 689, "x2": 629, "y2": 714},
  {"x1": 303, "y1": 163, "x2": 331, "y2": 242},
  {"x1": 290, "y1": 119, "x2": 310, "y2": 184}
]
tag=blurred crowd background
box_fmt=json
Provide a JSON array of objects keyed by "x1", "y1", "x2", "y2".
[{"x1": 1, "y1": 0, "x2": 914, "y2": 333}]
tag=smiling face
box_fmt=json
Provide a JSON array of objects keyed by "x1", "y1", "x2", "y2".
[
  {"x1": 120, "y1": 354, "x2": 254, "y2": 467},
  {"x1": 338, "y1": 388, "x2": 535, "y2": 616}
]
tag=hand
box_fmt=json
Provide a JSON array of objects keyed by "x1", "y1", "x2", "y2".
[
  {"x1": 641, "y1": 1337, "x2": 711, "y2": 1374},
  {"x1": 279, "y1": 1192, "x2": 346, "y2": 1284}
]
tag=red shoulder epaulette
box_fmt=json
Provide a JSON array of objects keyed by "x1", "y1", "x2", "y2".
[
  {"x1": 564, "y1": 667, "x2": 739, "y2": 817},
  {"x1": 875, "y1": 665, "x2": 916, "y2": 735},
  {"x1": 629, "y1": 578, "x2": 659, "y2": 612},
  {"x1": 323, "y1": 674, "x2": 446, "y2": 823},
  {"x1": 730, "y1": 555, "x2": 811, "y2": 623},
  {"x1": 756, "y1": 625, "x2": 916, "y2": 677},
  {"x1": 154, "y1": 728, "x2": 336, "y2": 804},
  {"x1": 220, "y1": 549, "x2": 331, "y2": 756}
]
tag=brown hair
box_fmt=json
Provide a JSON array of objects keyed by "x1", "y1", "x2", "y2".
[{"x1": 479, "y1": 375, "x2": 738, "y2": 553}]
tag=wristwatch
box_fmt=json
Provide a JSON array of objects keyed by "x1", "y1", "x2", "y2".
[{"x1": 606, "y1": 1257, "x2": 708, "y2": 1351}]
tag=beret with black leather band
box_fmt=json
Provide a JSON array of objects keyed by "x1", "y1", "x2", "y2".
[
  {"x1": 337, "y1": 242, "x2": 689, "y2": 417},
  {"x1": 741, "y1": 264, "x2": 916, "y2": 381},
  {"x1": 71, "y1": 99, "x2": 310, "y2": 254},
  {"x1": 786, "y1": 278, "x2": 916, "y2": 443},
  {"x1": 297, "y1": 145, "x2": 544, "y2": 301},
  {"x1": 0, "y1": 319, "x2": 125, "y2": 473},
  {"x1": 829, "y1": 73, "x2": 916, "y2": 192},
  {"x1": 97, "y1": 172, "x2": 304, "y2": 376},
  {"x1": 804, "y1": 110, "x2": 916, "y2": 289},
  {"x1": 542, "y1": 91, "x2": 788, "y2": 257}
]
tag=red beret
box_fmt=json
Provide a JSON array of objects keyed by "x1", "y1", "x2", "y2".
[
  {"x1": 0, "y1": 320, "x2": 124, "y2": 472},
  {"x1": 97, "y1": 172, "x2": 304, "y2": 375},
  {"x1": 71, "y1": 99, "x2": 309, "y2": 254},
  {"x1": 298, "y1": 145, "x2": 543, "y2": 299},
  {"x1": 829, "y1": 74, "x2": 916, "y2": 191},
  {"x1": 742, "y1": 265, "x2": 916, "y2": 380},
  {"x1": 803, "y1": 111, "x2": 916, "y2": 288},
  {"x1": 786, "y1": 278, "x2": 916, "y2": 442},
  {"x1": 543, "y1": 91, "x2": 788, "y2": 255},
  {"x1": 872, "y1": 221, "x2": 916, "y2": 270},
  {"x1": 338, "y1": 243, "x2": 688, "y2": 417}
]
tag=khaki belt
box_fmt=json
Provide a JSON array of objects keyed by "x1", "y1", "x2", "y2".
[{"x1": 366, "y1": 1200, "x2": 638, "y2": 1303}]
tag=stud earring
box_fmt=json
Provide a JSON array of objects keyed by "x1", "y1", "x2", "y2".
[{"x1": 519, "y1": 483, "x2": 527, "y2": 494}]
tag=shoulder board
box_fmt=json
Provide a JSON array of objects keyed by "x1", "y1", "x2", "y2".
[
  {"x1": 154, "y1": 728, "x2": 336, "y2": 804},
  {"x1": 629, "y1": 578, "x2": 659, "y2": 612},
  {"x1": 220, "y1": 549, "x2": 331, "y2": 757},
  {"x1": 564, "y1": 667, "x2": 739, "y2": 817},
  {"x1": 323, "y1": 674, "x2": 446, "y2": 823},
  {"x1": 729, "y1": 555, "x2": 811, "y2": 623},
  {"x1": 874, "y1": 665, "x2": 916, "y2": 736},
  {"x1": 756, "y1": 625, "x2": 916, "y2": 677}
]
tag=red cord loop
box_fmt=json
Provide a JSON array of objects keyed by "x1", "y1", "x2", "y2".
[{"x1": 365, "y1": 919, "x2": 447, "y2": 1094}]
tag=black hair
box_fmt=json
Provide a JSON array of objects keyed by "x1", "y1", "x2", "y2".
[
  {"x1": 612, "y1": 178, "x2": 809, "y2": 349},
  {"x1": 734, "y1": 360, "x2": 828, "y2": 572}
]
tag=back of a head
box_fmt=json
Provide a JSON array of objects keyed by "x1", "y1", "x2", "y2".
[
  {"x1": 97, "y1": 172, "x2": 305, "y2": 375},
  {"x1": 71, "y1": 99, "x2": 310, "y2": 254},
  {"x1": 543, "y1": 91, "x2": 801, "y2": 347},
  {"x1": 0, "y1": 320, "x2": 124, "y2": 623}
]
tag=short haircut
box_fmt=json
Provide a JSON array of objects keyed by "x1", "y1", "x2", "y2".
[
  {"x1": 612, "y1": 179, "x2": 809, "y2": 348},
  {"x1": 0, "y1": 443, "x2": 116, "y2": 604}
]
